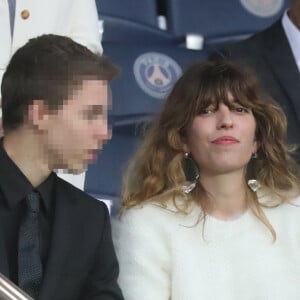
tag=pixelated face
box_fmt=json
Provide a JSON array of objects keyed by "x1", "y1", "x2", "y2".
[
  {"x1": 40, "y1": 79, "x2": 110, "y2": 173},
  {"x1": 185, "y1": 98, "x2": 257, "y2": 176}
]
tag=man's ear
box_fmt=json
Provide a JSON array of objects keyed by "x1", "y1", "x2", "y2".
[{"x1": 27, "y1": 100, "x2": 50, "y2": 129}]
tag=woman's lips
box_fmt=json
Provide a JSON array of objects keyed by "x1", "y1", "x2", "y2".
[{"x1": 211, "y1": 136, "x2": 240, "y2": 145}]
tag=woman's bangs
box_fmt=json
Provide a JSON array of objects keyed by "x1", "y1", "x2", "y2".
[
  {"x1": 194, "y1": 78, "x2": 224, "y2": 113},
  {"x1": 226, "y1": 76, "x2": 257, "y2": 109}
]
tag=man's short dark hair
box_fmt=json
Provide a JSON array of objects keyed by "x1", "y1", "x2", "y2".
[{"x1": 1, "y1": 34, "x2": 119, "y2": 132}]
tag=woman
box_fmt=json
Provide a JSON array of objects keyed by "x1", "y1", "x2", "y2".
[{"x1": 113, "y1": 60, "x2": 300, "y2": 300}]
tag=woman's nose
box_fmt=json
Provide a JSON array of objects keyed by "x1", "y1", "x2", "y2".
[{"x1": 216, "y1": 104, "x2": 233, "y2": 129}]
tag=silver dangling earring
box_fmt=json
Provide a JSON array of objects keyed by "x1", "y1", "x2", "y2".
[
  {"x1": 247, "y1": 179, "x2": 261, "y2": 192},
  {"x1": 247, "y1": 152, "x2": 260, "y2": 192},
  {"x1": 182, "y1": 152, "x2": 200, "y2": 194}
]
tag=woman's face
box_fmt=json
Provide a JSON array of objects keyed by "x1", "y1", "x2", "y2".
[{"x1": 185, "y1": 97, "x2": 258, "y2": 176}]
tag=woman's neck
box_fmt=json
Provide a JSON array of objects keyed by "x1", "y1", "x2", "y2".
[{"x1": 200, "y1": 171, "x2": 250, "y2": 220}]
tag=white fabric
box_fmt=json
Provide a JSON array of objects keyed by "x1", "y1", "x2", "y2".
[
  {"x1": 7, "y1": 0, "x2": 16, "y2": 37},
  {"x1": 0, "y1": 0, "x2": 102, "y2": 86},
  {"x1": 113, "y1": 190, "x2": 300, "y2": 300},
  {"x1": 57, "y1": 171, "x2": 86, "y2": 191},
  {"x1": 282, "y1": 11, "x2": 300, "y2": 72}
]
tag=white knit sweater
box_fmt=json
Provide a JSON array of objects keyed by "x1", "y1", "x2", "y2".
[{"x1": 113, "y1": 190, "x2": 300, "y2": 300}]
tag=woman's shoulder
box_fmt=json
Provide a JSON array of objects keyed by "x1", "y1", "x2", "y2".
[
  {"x1": 285, "y1": 192, "x2": 300, "y2": 211},
  {"x1": 258, "y1": 185, "x2": 300, "y2": 220},
  {"x1": 112, "y1": 201, "x2": 181, "y2": 249},
  {"x1": 257, "y1": 185, "x2": 300, "y2": 206},
  {"x1": 119, "y1": 196, "x2": 202, "y2": 228}
]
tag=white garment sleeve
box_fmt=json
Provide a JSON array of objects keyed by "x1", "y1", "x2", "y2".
[
  {"x1": 113, "y1": 206, "x2": 171, "y2": 300},
  {"x1": 68, "y1": 0, "x2": 102, "y2": 54}
]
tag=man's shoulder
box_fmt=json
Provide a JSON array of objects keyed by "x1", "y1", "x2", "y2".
[
  {"x1": 223, "y1": 31, "x2": 265, "y2": 57},
  {"x1": 55, "y1": 175, "x2": 107, "y2": 212},
  {"x1": 220, "y1": 20, "x2": 282, "y2": 58}
]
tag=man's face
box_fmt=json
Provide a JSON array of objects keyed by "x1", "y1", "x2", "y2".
[{"x1": 41, "y1": 79, "x2": 111, "y2": 173}]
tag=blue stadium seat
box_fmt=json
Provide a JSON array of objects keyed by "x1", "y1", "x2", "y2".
[
  {"x1": 104, "y1": 43, "x2": 209, "y2": 125},
  {"x1": 101, "y1": 16, "x2": 177, "y2": 44},
  {"x1": 85, "y1": 43, "x2": 209, "y2": 213},
  {"x1": 85, "y1": 125, "x2": 142, "y2": 215},
  {"x1": 96, "y1": 0, "x2": 158, "y2": 27},
  {"x1": 166, "y1": 0, "x2": 291, "y2": 43}
]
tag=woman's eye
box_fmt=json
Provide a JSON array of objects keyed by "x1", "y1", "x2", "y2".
[
  {"x1": 234, "y1": 106, "x2": 249, "y2": 113},
  {"x1": 199, "y1": 107, "x2": 215, "y2": 115}
]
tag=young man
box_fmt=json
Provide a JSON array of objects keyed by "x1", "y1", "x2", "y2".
[{"x1": 0, "y1": 34, "x2": 123, "y2": 300}]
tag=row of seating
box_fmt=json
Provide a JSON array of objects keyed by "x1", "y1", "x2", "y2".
[{"x1": 97, "y1": 0, "x2": 290, "y2": 45}]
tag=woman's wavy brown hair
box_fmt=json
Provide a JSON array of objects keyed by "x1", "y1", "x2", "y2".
[{"x1": 121, "y1": 59, "x2": 300, "y2": 239}]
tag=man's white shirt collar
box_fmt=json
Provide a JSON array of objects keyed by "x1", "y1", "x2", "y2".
[{"x1": 282, "y1": 10, "x2": 300, "y2": 72}]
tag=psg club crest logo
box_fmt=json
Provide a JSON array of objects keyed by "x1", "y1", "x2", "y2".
[
  {"x1": 240, "y1": 0, "x2": 284, "y2": 17},
  {"x1": 133, "y1": 52, "x2": 182, "y2": 99}
]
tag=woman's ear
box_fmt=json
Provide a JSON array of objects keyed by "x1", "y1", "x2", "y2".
[
  {"x1": 182, "y1": 143, "x2": 190, "y2": 154},
  {"x1": 253, "y1": 139, "x2": 260, "y2": 156}
]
